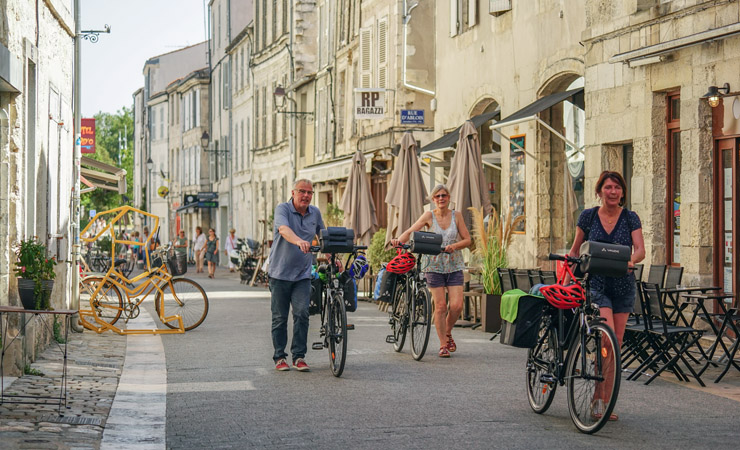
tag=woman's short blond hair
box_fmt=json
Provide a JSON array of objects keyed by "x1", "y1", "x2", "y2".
[{"x1": 429, "y1": 184, "x2": 450, "y2": 201}]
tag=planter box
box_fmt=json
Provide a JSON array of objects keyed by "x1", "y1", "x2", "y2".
[{"x1": 480, "y1": 293, "x2": 502, "y2": 333}]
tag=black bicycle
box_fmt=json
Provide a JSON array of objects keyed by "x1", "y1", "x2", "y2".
[
  {"x1": 309, "y1": 244, "x2": 367, "y2": 377},
  {"x1": 386, "y1": 244, "x2": 432, "y2": 361},
  {"x1": 526, "y1": 253, "x2": 621, "y2": 434}
]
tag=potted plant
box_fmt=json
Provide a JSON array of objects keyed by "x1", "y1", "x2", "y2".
[
  {"x1": 13, "y1": 238, "x2": 57, "y2": 310},
  {"x1": 468, "y1": 207, "x2": 524, "y2": 332}
]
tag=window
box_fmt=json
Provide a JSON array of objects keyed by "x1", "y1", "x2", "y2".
[
  {"x1": 223, "y1": 61, "x2": 230, "y2": 110},
  {"x1": 299, "y1": 92, "x2": 307, "y2": 158},
  {"x1": 283, "y1": 0, "x2": 288, "y2": 35},
  {"x1": 194, "y1": 89, "x2": 200, "y2": 127},
  {"x1": 667, "y1": 92, "x2": 681, "y2": 265},
  {"x1": 218, "y1": 4, "x2": 222, "y2": 48},
  {"x1": 151, "y1": 107, "x2": 156, "y2": 139},
  {"x1": 272, "y1": 0, "x2": 277, "y2": 42},
  {"x1": 272, "y1": 81, "x2": 277, "y2": 145},
  {"x1": 240, "y1": 48, "x2": 245, "y2": 89},
  {"x1": 510, "y1": 135, "x2": 526, "y2": 233},
  {"x1": 262, "y1": 0, "x2": 267, "y2": 47},
  {"x1": 451, "y1": 0, "x2": 479, "y2": 36},
  {"x1": 262, "y1": 86, "x2": 267, "y2": 146},
  {"x1": 319, "y1": 2, "x2": 328, "y2": 67},
  {"x1": 317, "y1": 87, "x2": 325, "y2": 157},
  {"x1": 234, "y1": 123, "x2": 239, "y2": 171},
  {"x1": 255, "y1": 0, "x2": 260, "y2": 49},
  {"x1": 241, "y1": 120, "x2": 245, "y2": 170},
  {"x1": 337, "y1": 71, "x2": 346, "y2": 141}
]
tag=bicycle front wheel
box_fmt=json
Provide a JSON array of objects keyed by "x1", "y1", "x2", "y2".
[
  {"x1": 390, "y1": 284, "x2": 407, "y2": 352},
  {"x1": 79, "y1": 276, "x2": 123, "y2": 327},
  {"x1": 526, "y1": 317, "x2": 558, "y2": 413},
  {"x1": 566, "y1": 322, "x2": 621, "y2": 434},
  {"x1": 410, "y1": 286, "x2": 431, "y2": 361},
  {"x1": 328, "y1": 293, "x2": 347, "y2": 377},
  {"x1": 155, "y1": 278, "x2": 209, "y2": 331}
]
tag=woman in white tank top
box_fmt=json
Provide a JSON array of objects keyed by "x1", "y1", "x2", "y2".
[{"x1": 391, "y1": 184, "x2": 471, "y2": 358}]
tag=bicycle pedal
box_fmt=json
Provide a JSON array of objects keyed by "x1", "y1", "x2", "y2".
[
  {"x1": 346, "y1": 324, "x2": 355, "y2": 330},
  {"x1": 385, "y1": 335, "x2": 396, "y2": 344},
  {"x1": 311, "y1": 342, "x2": 324, "y2": 350}
]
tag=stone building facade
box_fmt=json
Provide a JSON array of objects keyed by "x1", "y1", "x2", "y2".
[{"x1": 0, "y1": 0, "x2": 75, "y2": 373}]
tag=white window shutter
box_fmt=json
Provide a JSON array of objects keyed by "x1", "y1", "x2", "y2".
[
  {"x1": 450, "y1": 0, "x2": 458, "y2": 37},
  {"x1": 377, "y1": 17, "x2": 388, "y2": 89},
  {"x1": 360, "y1": 27, "x2": 372, "y2": 88},
  {"x1": 468, "y1": 0, "x2": 477, "y2": 27}
]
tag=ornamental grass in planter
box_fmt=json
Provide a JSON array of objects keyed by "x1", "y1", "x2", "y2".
[{"x1": 13, "y1": 238, "x2": 57, "y2": 310}]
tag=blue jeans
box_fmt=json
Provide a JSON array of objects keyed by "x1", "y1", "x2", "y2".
[{"x1": 270, "y1": 278, "x2": 310, "y2": 363}]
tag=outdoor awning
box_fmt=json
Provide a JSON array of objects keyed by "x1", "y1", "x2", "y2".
[
  {"x1": 490, "y1": 87, "x2": 585, "y2": 158},
  {"x1": 491, "y1": 87, "x2": 584, "y2": 129},
  {"x1": 176, "y1": 203, "x2": 198, "y2": 212},
  {"x1": 80, "y1": 174, "x2": 96, "y2": 194},
  {"x1": 297, "y1": 152, "x2": 373, "y2": 184},
  {"x1": 420, "y1": 109, "x2": 501, "y2": 153},
  {"x1": 80, "y1": 156, "x2": 127, "y2": 194}
]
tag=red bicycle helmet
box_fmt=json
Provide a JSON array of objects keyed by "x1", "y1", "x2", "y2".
[
  {"x1": 386, "y1": 251, "x2": 416, "y2": 274},
  {"x1": 539, "y1": 283, "x2": 585, "y2": 309}
]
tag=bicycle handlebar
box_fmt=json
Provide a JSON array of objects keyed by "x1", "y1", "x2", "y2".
[
  {"x1": 308, "y1": 245, "x2": 367, "y2": 253},
  {"x1": 548, "y1": 253, "x2": 580, "y2": 264}
]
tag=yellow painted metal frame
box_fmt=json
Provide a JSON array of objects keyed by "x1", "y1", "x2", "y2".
[{"x1": 79, "y1": 205, "x2": 184, "y2": 335}]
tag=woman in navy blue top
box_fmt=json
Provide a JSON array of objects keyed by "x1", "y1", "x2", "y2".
[{"x1": 568, "y1": 171, "x2": 645, "y2": 421}]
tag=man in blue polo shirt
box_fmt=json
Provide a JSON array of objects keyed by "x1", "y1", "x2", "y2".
[{"x1": 269, "y1": 179, "x2": 325, "y2": 372}]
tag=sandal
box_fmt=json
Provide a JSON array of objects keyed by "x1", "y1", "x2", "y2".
[
  {"x1": 591, "y1": 399, "x2": 619, "y2": 421},
  {"x1": 438, "y1": 347, "x2": 450, "y2": 358},
  {"x1": 446, "y1": 334, "x2": 457, "y2": 352}
]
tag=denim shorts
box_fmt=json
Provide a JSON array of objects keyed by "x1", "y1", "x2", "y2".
[
  {"x1": 425, "y1": 271, "x2": 464, "y2": 288},
  {"x1": 589, "y1": 280, "x2": 636, "y2": 314}
]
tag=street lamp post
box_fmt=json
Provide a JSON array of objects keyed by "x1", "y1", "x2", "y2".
[
  {"x1": 200, "y1": 131, "x2": 232, "y2": 236},
  {"x1": 146, "y1": 156, "x2": 153, "y2": 227}
]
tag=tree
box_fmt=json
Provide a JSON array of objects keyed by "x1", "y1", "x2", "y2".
[{"x1": 81, "y1": 107, "x2": 134, "y2": 214}]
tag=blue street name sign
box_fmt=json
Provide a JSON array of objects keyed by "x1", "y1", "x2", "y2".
[{"x1": 400, "y1": 109, "x2": 424, "y2": 124}]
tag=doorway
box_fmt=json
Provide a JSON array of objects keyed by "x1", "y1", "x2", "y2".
[{"x1": 714, "y1": 138, "x2": 738, "y2": 294}]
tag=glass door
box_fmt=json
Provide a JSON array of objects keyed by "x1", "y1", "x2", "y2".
[{"x1": 714, "y1": 138, "x2": 737, "y2": 294}]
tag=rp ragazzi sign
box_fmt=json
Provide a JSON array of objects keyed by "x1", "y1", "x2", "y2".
[{"x1": 354, "y1": 89, "x2": 385, "y2": 119}]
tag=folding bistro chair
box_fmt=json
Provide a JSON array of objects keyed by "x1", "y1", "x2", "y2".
[
  {"x1": 497, "y1": 268, "x2": 514, "y2": 292},
  {"x1": 628, "y1": 283, "x2": 705, "y2": 386},
  {"x1": 645, "y1": 264, "x2": 667, "y2": 288},
  {"x1": 512, "y1": 270, "x2": 532, "y2": 292},
  {"x1": 540, "y1": 270, "x2": 557, "y2": 285},
  {"x1": 622, "y1": 264, "x2": 648, "y2": 369},
  {"x1": 527, "y1": 269, "x2": 543, "y2": 287}
]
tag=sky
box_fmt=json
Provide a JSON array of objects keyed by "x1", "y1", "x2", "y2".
[{"x1": 81, "y1": 0, "x2": 208, "y2": 117}]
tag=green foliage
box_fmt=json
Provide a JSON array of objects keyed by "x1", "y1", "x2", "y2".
[
  {"x1": 367, "y1": 228, "x2": 396, "y2": 273},
  {"x1": 325, "y1": 203, "x2": 344, "y2": 227},
  {"x1": 469, "y1": 207, "x2": 524, "y2": 294},
  {"x1": 24, "y1": 365, "x2": 45, "y2": 377},
  {"x1": 80, "y1": 107, "x2": 134, "y2": 213},
  {"x1": 14, "y1": 238, "x2": 56, "y2": 309}
]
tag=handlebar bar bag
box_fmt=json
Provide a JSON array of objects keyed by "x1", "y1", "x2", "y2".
[
  {"x1": 499, "y1": 290, "x2": 545, "y2": 348},
  {"x1": 320, "y1": 227, "x2": 355, "y2": 254},
  {"x1": 578, "y1": 240, "x2": 630, "y2": 278},
  {"x1": 409, "y1": 231, "x2": 443, "y2": 255}
]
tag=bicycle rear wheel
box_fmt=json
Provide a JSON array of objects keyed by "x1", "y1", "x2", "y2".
[
  {"x1": 390, "y1": 284, "x2": 408, "y2": 352},
  {"x1": 566, "y1": 322, "x2": 621, "y2": 434},
  {"x1": 155, "y1": 278, "x2": 209, "y2": 331},
  {"x1": 410, "y1": 286, "x2": 431, "y2": 361},
  {"x1": 79, "y1": 276, "x2": 123, "y2": 327},
  {"x1": 328, "y1": 293, "x2": 347, "y2": 377},
  {"x1": 526, "y1": 317, "x2": 558, "y2": 413}
]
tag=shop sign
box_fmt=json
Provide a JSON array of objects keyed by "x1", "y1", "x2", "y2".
[{"x1": 354, "y1": 89, "x2": 385, "y2": 119}]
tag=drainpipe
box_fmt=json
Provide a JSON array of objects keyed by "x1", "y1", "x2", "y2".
[
  {"x1": 402, "y1": 0, "x2": 434, "y2": 96},
  {"x1": 70, "y1": 0, "x2": 83, "y2": 332}
]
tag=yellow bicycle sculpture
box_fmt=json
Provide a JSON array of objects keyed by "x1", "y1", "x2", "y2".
[{"x1": 79, "y1": 206, "x2": 209, "y2": 335}]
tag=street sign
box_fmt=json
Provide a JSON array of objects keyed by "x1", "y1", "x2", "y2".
[
  {"x1": 89, "y1": 209, "x2": 96, "y2": 218},
  {"x1": 81, "y1": 118, "x2": 96, "y2": 154},
  {"x1": 197, "y1": 201, "x2": 219, "y2": 208},
  {"x1": 354, "y1": 88, "x2": 385, "y2": 119},
  {"x1": 184, "y1": 194, "x2": 198, "y2": 205},
  {"x1": 400, "y1": 109, "x2": 425, "y2": 124},
  {"x1": 197, "y1": 192, "x2": 218, "y2": 200}
]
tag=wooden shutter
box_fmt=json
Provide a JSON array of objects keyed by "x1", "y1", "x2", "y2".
[
  {"x1": 450, "y1": 0, "x2": 459, "y2": 37},
  {"x1": 468, "y1": 0, "x2": 477, "y2": 27},
  {"x1": 360, "y1": 27, "x2": 372, "y2": 88},
  {"x1": 377, "y1": 17, "x2": 388, "y2": 89}
]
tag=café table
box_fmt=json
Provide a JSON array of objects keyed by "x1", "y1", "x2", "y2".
[{"x1": 681, "y1": 292, "x2": 739, "y2": 383}]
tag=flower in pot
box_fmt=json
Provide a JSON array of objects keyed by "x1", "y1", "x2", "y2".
[
  {"x1": 468, "y1": 207, "x2": 524, "y2": 333},
  {"x1": 13, "y1": 238, "x2": 57, "y2": 310}
]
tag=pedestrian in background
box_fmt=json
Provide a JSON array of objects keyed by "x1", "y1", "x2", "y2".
[
  {"x1": 225, "y1": 228, "x2": 237, "y2": 272},
  {"x1": 193, "y1": 226, "x2": 206, "y2": 273},
  {"x1": 205, "y1": 228, "x2": 219, "y2": 278},
  {"x1": 174, "y1": 230, "x2": 188, "y2": 255},
  {"x1": 391, "y1": 184, "x2": 471, "y2": 358},
  {"x1": 269, "y1": 179, "x2": 324, "y2": 372}
]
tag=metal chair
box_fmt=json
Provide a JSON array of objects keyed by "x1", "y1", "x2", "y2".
[
  {"x1": 512, "y1": 270, "x2": 532, "y2": 292},
  {"x1": 497, "y1": 268, "x2": 514, "y2": 292},
  {"x1": 646, "y1": 264, "x2": 667, "y2": 288}
]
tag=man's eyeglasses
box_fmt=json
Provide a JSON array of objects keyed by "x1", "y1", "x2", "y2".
[
  {"x1": 296, "y1": 189, "x2": 314, "y2": 196},
  {"x1": 433, "y1": 194, "x2": 449, "y2": 199}
]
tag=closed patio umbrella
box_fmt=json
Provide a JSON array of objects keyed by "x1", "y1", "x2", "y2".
[
  {"x1": 340, "y1": 150, "x2": 379, "y2": 245},
  {"x1": 447, "y1": 120, "x2": 492, "y2": 232},
  {"x1": 385, "y1": 131, "x2": 429, "y2": 246}
]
